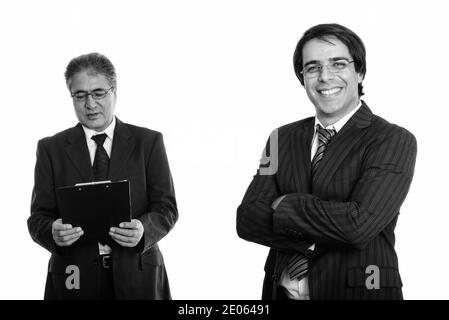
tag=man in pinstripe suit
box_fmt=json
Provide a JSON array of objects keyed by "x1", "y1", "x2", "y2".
[{"x1": 237, "y1": 24, "x2": 417, "y2": 300}]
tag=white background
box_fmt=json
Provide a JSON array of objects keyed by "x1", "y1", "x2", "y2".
[{"x1": 0, "y1": 0, "x2": 448, "y2": 299}]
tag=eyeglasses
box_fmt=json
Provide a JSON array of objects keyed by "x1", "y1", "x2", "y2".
[
  {"x1": 71, "y1": 86, "x2": 114, "y2": 101},
  {"x1": 301, "y1": 60, "x2": 354, "y2": 78}
]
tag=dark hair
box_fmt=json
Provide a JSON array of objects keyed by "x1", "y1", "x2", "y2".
[
  {"x1": 293, "y1": 23, "x2": 366, "y2": 96},
  {"x1": 64, "y1": 52, "x2": 117, "y2": 90}
]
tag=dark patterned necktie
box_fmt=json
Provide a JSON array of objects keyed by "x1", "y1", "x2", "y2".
[
  {"x1": 91, "y1": 133, "x2": 109, "y2": 181},
  {"x1": 287, "y1": 124, "x2": 337, "y2": 281},
  {"x1": 311, "y1": 125, "x2": 337, "y2": 178}
]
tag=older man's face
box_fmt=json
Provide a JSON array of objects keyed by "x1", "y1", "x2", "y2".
[
  {"x1": 302, "y1": 37, "x2": 362, "y2": 126},
  {"x1": 69, "y1": 71, "x2": 116, "y2": 132}
]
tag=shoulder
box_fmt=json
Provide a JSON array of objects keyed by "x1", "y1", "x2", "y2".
[
  {"x1": 120, "y1": 121, "x2": 162, "y2": 140},
  {"x1": 369, "y1": 113, "x2": 416, "y2": 147},
  {"x1": 262, "y1": 117, "x2": 314, "y2": 144},
  {"x1": 37, "y1": 125, "x2": 79, "y2": 149},
  {"x1": 267, "y1": 117, "x2": 314, "y2": 138},
  {"x1": 279, "y1": 117, "x2": 314, "y2": 132},
  {"x1": 358, "y1": 101, "x2": 415, "y2": 144},
  {"x1": 118, "y1": 121, "x2": 165, "y2": 152}
]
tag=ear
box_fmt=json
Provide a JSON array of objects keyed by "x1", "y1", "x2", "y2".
[{"x1": 357, "y1": 73, "x2": 364, "y2": 83}]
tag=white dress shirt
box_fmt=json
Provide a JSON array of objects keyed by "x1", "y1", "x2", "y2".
[
  {"x1": 81, "y1": 116, "x2": 116, "y2": 255},
  {"x1": 279, "y1": 101, "x2": 362, "y2": 300}
]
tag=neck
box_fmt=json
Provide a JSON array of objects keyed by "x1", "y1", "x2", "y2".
[
  {"x1": 316, "y1": 115, "x2": 337, "y2": 128},
  {"x1": 316, "y1": 100, "x2": 360, "y2": 127}
]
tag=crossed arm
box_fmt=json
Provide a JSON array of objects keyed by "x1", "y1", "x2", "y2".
[{"x1": 237, "y1": 129, "x2": 417, "y2": 251}]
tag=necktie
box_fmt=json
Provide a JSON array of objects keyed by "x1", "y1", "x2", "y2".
[
  {"x1": 91, "y1": 133, "x2": 109, "y2": 181},
  {"x1": 311, "y1": 125, "x2": 337, "y2": 178},
  {"x1": 287, "y1": 124, "x2": 337, "y2": 280}
]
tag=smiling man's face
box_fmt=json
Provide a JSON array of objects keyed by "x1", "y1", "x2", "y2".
[
  {"x1": 302, "y1": 37, "x2": 362, "y2": 126},
  {"x1": 69, "y1": 70, "x2": 116, "y2": 132}
]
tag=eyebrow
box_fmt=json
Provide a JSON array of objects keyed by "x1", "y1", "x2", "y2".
[
  {"x1": 303, "y1": 57, "x2": 352, "y2": 67},
  {"x1": 71, "y1": 90, "x2": 87, "y2": 95},
  {"x1": 72, "y1": 88, "x2": 106, "y2": 94}
]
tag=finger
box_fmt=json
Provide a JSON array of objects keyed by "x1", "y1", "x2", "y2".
[
  {"x1": 62, "y1": 234, "x2": 83, "y2": 247},
  {"x1": 58, "y1": 230, "x2": 84, "y2": 243},
  {"x1": 110, "y1": 227, "x2": 137, "y2": 237},
  {"x1": 56, "y1": 227, "x2": 83, "y2": 237},
  {"x1": 109, "y1": 231, "x2": 134, "y2": 242},
  {"x1": 118, "y1": 220, "x2": 137, "y2": 229},
  {"x1": 53, "y1": 219, "x2": 73, "y2": 231},
  {"x1": 109, "y1": 233, "x2": 134, "y2": 247},
  {"x1": 55, "y1": 231, "x2": 83, "y2": 247},
  {"x1": 109, "y1": 231, "x2": 135, "y2": 243}
]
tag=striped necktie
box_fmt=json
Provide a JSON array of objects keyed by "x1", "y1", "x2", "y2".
[
  {"x1": 91, "y1": 133, "x2": 110, "y2": 181},
  {"x1": 311, "y1": 125, "x2": 337, "y2": 177},
  {"x1": 287, "y1": 124, "x2": 337, "y2": 280}
]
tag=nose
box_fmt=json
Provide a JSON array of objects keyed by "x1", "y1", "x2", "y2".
[
  {"x1": 318, "y1": 65, "x2": 335, "y2": 82},
  {"x1": 85, "y1": 94, "x2": 97, "y2": 109}
]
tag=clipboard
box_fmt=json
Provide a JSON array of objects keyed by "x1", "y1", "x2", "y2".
[{"x1": 56, "y1": 180, "x2": 132, "y2": 244}]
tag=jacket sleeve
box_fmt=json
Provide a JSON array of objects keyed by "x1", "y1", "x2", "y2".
[
  {"x1": 237, "y1": 134, "x2": 314, "y2": 255},
  {"x1": 272, "y1": 128, "x2": 417, "y2": 249},
  {"x1": 137, "y1": 133, "x2": 178, "y2": 253},
  {"x1": 28, "y1": 139, "x2": 62, "y2": 255}
]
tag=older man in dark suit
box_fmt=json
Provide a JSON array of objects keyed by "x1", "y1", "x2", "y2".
[
  {"x1": 237, "y1": 24, "x2": 417, "y2": 300},
  {"x1": 28, "y1": 53, "x2": 178, "y2": 299}
]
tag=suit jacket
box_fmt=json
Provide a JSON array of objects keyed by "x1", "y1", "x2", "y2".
[
  {"x1": 237, "y1": 101, "x2": 417, "y2": 300},
  {"x1": 28, "y1": 117, "x2": 178, "y2": 299}
]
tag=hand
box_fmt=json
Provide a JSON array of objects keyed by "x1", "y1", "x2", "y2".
[
  {"x1": 271, "y1": 195, "x2": 287, "y2": 210},
  {"x1": 52, "y1": 218, "x2": 84, "y2": 247},
  {"x1": 109, "y1": 219, "x2": 144, "y2": 247}
]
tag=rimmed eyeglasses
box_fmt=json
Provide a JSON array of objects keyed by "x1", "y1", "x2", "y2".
[
  {"x1": 71, "y1": 86, "x2": 114, "y2": 101},
  {"x1": 301, "y1": 60, "x2": 354, "y2": 78}
]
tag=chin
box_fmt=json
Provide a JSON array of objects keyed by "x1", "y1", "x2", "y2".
[
  {"x1": 317, "y1": 104, "x2": 340, "y2": 115},
  {"x1": 83, "y1": 121, "x2": 101, "y2": 131}
]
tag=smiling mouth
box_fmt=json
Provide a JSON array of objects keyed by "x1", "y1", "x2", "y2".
[{"x1": 317, "y1": 88, "x2": 342, "y2": 96}]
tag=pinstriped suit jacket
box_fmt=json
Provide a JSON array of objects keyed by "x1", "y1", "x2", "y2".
[{"x1": 237, "y1": 101, "x2": 417, "y2": 299}]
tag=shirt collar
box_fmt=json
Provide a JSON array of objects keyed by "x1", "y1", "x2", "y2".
[
  {"x1": 314, "y1": 101, "x2": 362, "y2": 133},
  {"x1": 82, "y1": 116, "x2": 116, "y2": 141}
]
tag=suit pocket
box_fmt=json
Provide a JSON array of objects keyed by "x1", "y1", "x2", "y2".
[
  {"x1": 346, "y1": 266, "x2": 403, "y2": 288},
  {"x1": 140, "y1": 246, "x2": 164, "y2": 268},
  {"x1": 48, "y1": 255, "x2": 76, "y2": 275},
  {"x1": 46, "y1": 255, "x2": 87, "y2": 299}
]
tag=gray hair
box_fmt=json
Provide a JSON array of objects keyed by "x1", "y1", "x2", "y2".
[{"x1": 65, "y1": 52, "x2": 117, "y2": 90}]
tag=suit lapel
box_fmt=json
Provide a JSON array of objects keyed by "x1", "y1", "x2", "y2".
[
  {"x1": 109, "y1": 118, "x2": 135, "y2": 181},
  {"x1": 312, "y1": 101, "x2": 373, "y2": 190},
  {"x1": 290, "y1": 118, "x2": 314, "y2": 193},
  {"x1": 65, "y1": 124, "x2": 94, "y2": 182}
]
